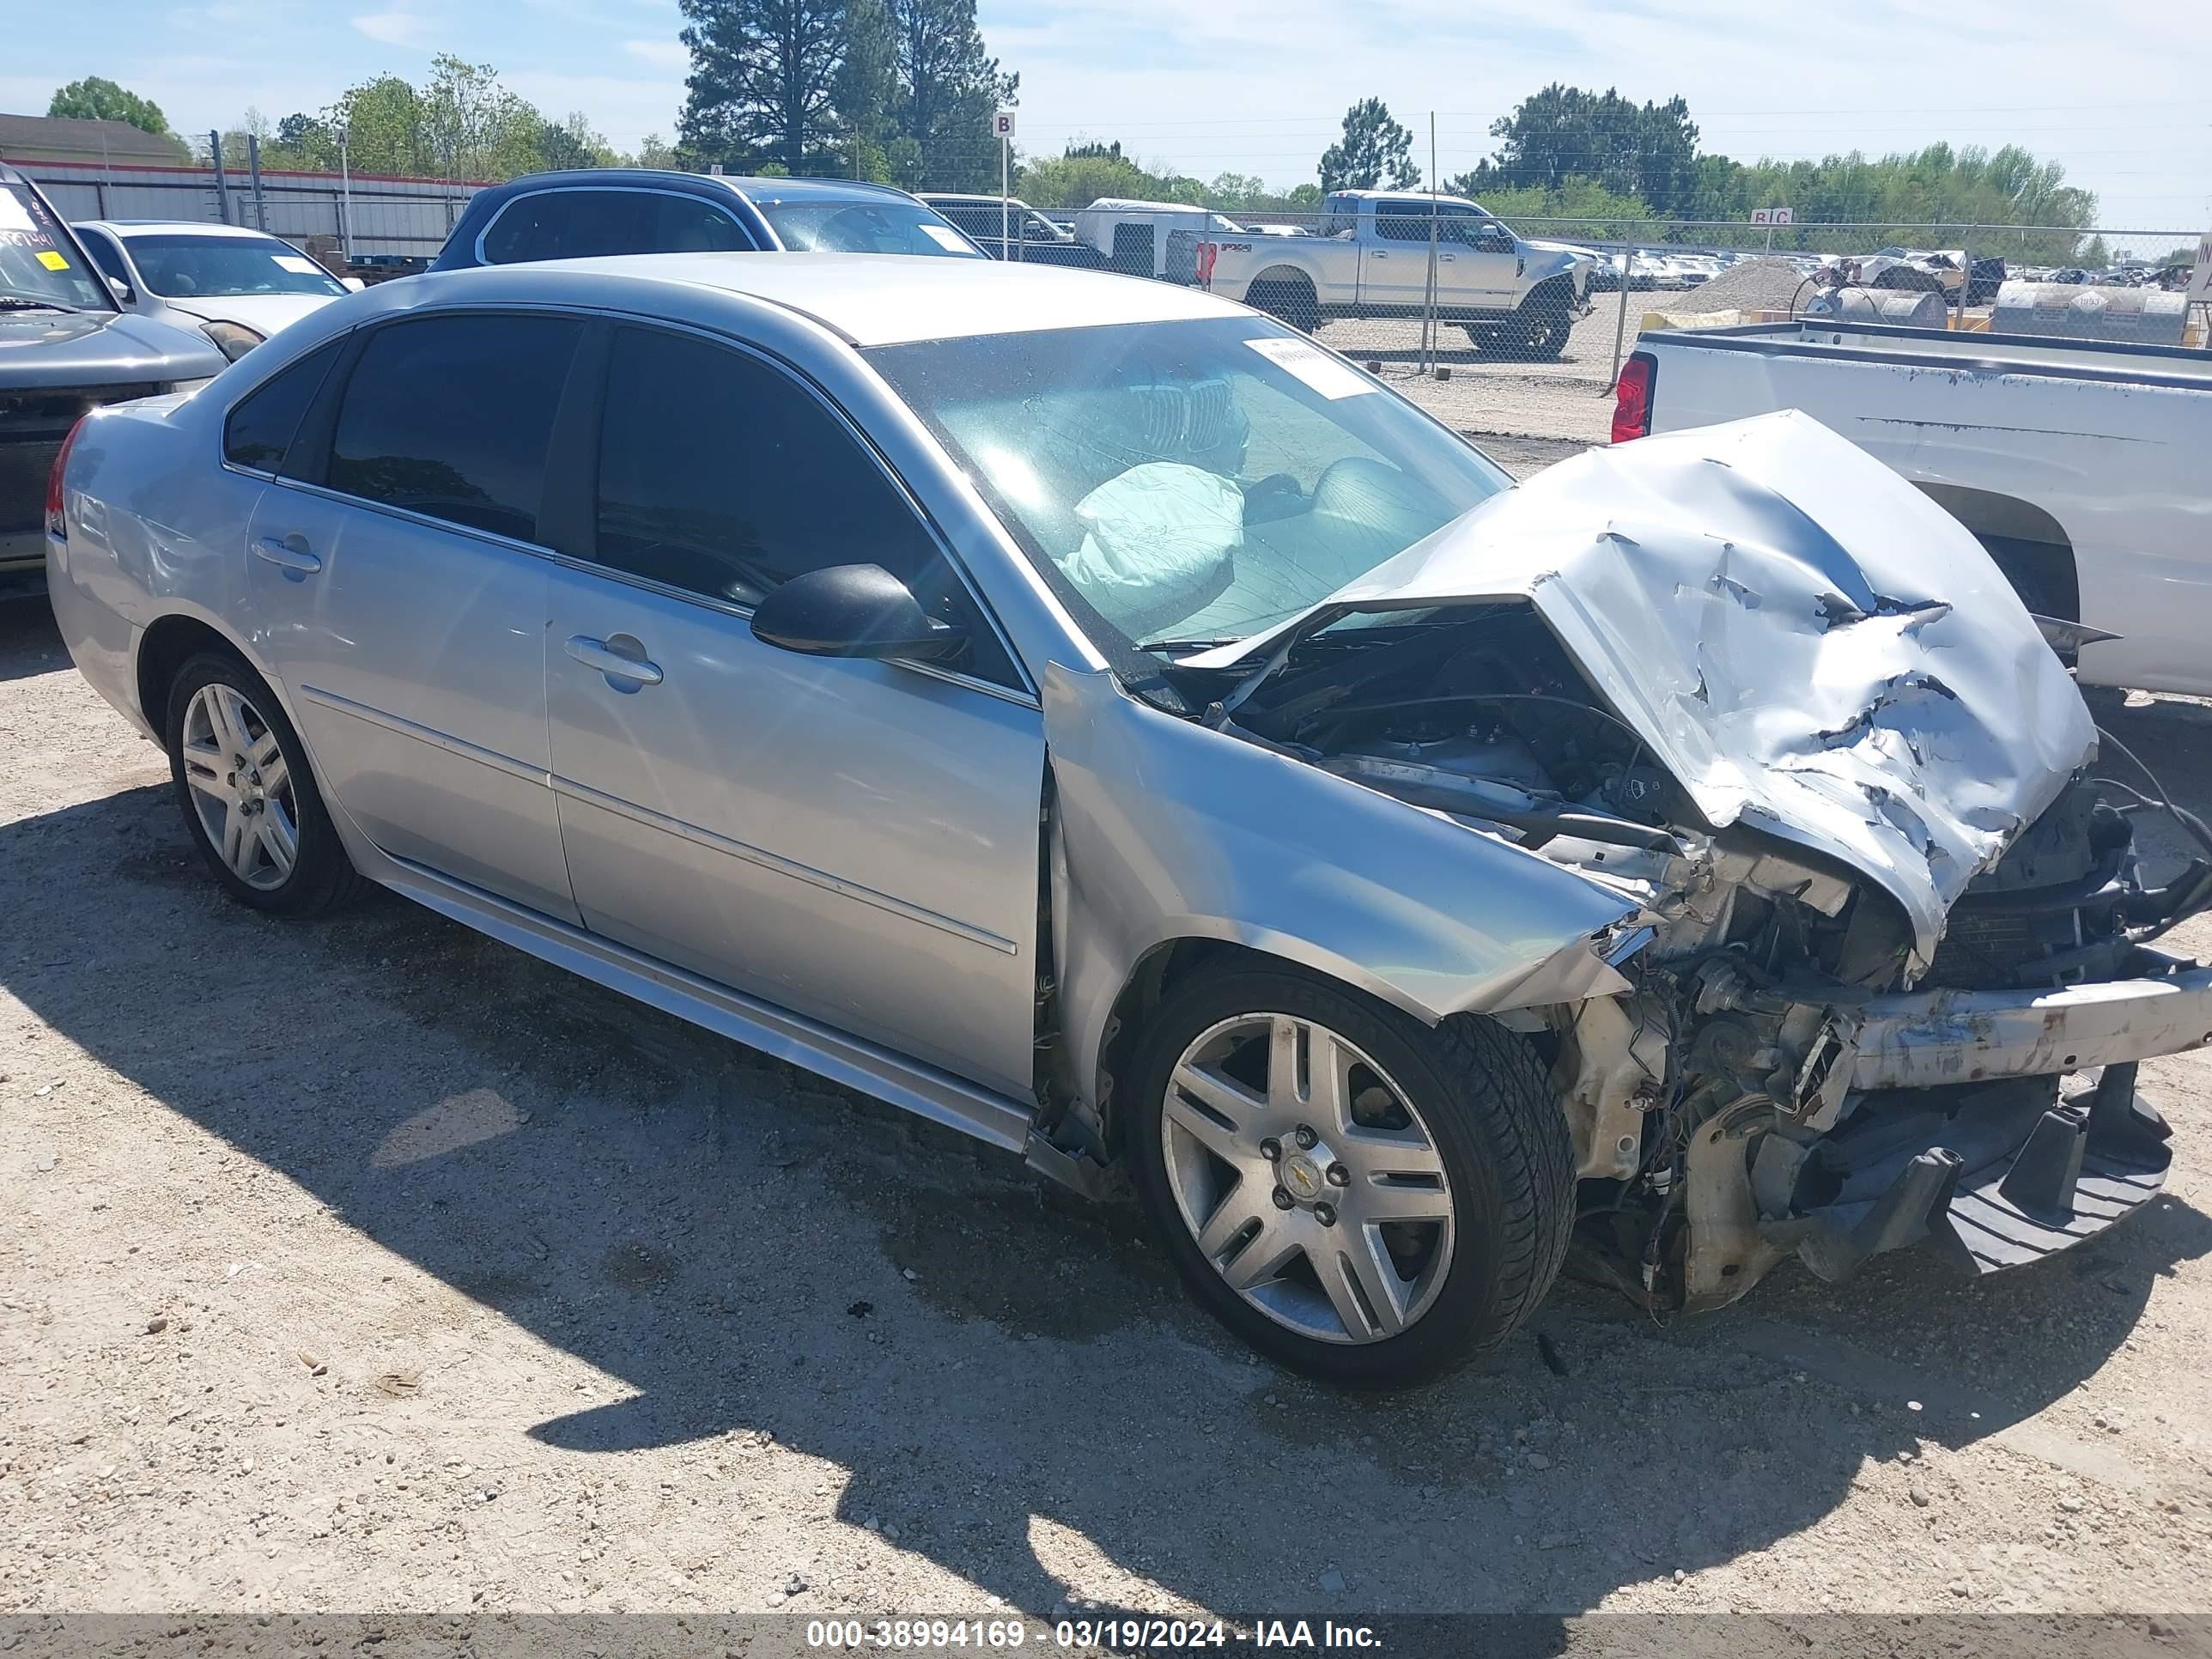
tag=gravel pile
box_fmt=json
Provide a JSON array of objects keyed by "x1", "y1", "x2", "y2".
[{"x1": 1648, "y1": 257, "x2": 1813, "y2": 319}]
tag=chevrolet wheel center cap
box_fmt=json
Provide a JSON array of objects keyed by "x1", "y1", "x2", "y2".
[{"x1": 1282, "y1": 1155, "x2": 1322, "y2": 1201}]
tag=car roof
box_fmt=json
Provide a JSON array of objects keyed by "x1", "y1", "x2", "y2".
[
  {"x1": 408, "y1": 251, "x2": 1243, "y2": 347},
  {"x1": 77, "y1": 220, "x2": 291, "y2": 240},
  {"x1": 483, "y1": 169, "x2": 920, "y2": 207}
]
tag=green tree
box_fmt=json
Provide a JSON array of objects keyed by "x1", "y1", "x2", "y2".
[
  {"x1": 537, "y1": 111, "x2": 619, "y2": 171},
  {"x1": 327, "y1": 75, "x2": 431, "y2": 176},
  {"x1": 1468, "y1": 85, "x2": 1698, "y2": 215},
  {"x1": 420, "y1": 55, "x2": 544, "y2": 179},
  {"x1": 628, "y1": 134, "x2": 685, "y2": 170},
  {"x1": 678, "y1": 0, "x2": 848, "y2": 173},
  {"x1": 888, "y1": 0, "x2": 1018, "y2": 191},
  {"x1": 48, "y1": 76, "x2": 169, "y2": 137},
  {"x1": 833, "y1": 0, "x2": 900, "y2": 179},
  {"x1": 1318, "y1": 99, "x2": 1419, "y2": 192}
]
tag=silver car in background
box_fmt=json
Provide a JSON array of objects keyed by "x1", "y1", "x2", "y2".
[
  {"x1": 46, "y1": 255, "x2": 2209, "y2": 1383},
  {"x1": 72, "y1": 220, "x2": 359, "y2": 363}
]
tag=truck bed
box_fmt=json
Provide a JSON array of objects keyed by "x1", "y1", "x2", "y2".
[
  {"x1": 1650, "y1": 319, "x2": 2212, "y2": 389},
  {"x1": 1629, "y1": 320, "x2": 2212, "y2": 697}
]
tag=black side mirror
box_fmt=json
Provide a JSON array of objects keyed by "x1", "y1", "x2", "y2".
[{"x1": 750, "y1": 563, "x2": 969, "y2": 662}]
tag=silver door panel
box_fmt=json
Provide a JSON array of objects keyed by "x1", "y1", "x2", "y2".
[
  {"x1": 543, "y1": 570, "x2": 1044, "y2": 1098},
  {"x1": 245, "y1": 487, "x2": 578, "y2": 921}
]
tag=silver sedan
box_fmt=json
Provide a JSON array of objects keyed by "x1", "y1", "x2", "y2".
[{"x1": 47, "y1": 254, "x2": 2207, "y2": 1382}]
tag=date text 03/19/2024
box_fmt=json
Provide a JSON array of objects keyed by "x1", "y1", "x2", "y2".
[{"x1": 803, "y1": 1618, "x2": 1384, "y2": 1649}]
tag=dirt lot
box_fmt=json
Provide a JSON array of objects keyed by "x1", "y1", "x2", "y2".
[
  {"x1": 6, "y1": 532, "x2": 2212, "y2": 1628},
  {"x1": 1329, "y1": 305, "x2": 1631, "y2": 447}
]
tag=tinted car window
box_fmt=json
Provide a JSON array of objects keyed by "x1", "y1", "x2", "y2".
[
  {"x1": 327, "y1": 314, "x2": 582, "y2": 542},
  {"x1": 76, "y1": 228, "x2": 131, "y2": 285},
  {"x1": 592, "y1": 326, "x2": 1014, "y2": 682},
  {"x1": 1373, "y1": 209, "x2": 1439, "y2": 243},
  {"x1": 223, "y1": 339, "x2": 344, "y2": 473},
  {"x1": 481, "y1": 189, "x2": 752, "y2": 264},
  {"x1": 594, "y1": 325, "x2": 943, "y2": 608}
]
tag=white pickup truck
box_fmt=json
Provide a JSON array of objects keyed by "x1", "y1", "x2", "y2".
[
  {"x1": 1194, "y1": 190, "x2": 1595, "y2": 358},
  {"x1": 1615, "y1": 318, "x2": 2212, "y2": 696}
]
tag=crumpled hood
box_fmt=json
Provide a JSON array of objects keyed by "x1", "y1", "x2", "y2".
[{"x1": 1206, "y1": 411, "x2": 2098, "y2": 966}]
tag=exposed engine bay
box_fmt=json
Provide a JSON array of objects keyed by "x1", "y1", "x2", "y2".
[{"x1": 1145, "y1": 416, "x2": 2212, "y2": 1310}]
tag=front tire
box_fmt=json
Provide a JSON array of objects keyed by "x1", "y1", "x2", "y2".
[
  {"x1": 1125, "y1": 965, "x2": 1573, "y2": 1385},
  {"x1": 165, "y1": 652, "x2": 362, "y2": 916},
  {"x1": 1511, "y1": 281, "x2": 1575, "y2": 361}
]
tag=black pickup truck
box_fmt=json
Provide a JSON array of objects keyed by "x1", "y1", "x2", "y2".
[{"x1": 1, "y1": 164, "x2": 227, "y2": 598}]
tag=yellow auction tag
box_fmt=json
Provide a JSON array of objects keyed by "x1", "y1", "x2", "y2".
[{"x1": 37, "y1": 250, "x2": 69, "y2": 270}]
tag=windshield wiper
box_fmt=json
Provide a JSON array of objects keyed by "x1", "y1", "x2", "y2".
[
  {"x1": 1135, "y1": 636, "x2": 1241, "y2": 654},
  {"x1": 0, "y1": 295, "x2": 90, "y2": 314}
]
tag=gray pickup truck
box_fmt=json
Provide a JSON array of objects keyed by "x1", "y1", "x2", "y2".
[
  {"x1": 1193, "y1": 189, "x2": 1595, "y2": 357},
  {"x1": 2, "y1": 164, "x2": 228, "y2": 597}
]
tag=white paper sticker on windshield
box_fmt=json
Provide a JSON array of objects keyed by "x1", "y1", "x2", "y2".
[
  {"x1": 920, "y1": 223, "x2": 973, "y2": 252},
  {"x1": 271, "y1": 253, "x2": 322, "y2": 275},
  {"x1": 1243, "y1": 336, "x2": 1374, "y2": 399},
  {"x1": 0, "y1": 194, "x2": 34, "y2": 234}
]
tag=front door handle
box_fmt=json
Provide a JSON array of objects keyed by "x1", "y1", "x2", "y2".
[
  {"x1": 1369, "y1": 251, "x2": 1389, "y2": 259},
  {"x1": 565, "y1": 634, "x2": 663, "y2": 687},
  {"x1": 1438, "y1": 252, "x2": 1456, "y2": 262},
  {"x1": 254, "y1": 535, "x2": 321, "y2": 574}
]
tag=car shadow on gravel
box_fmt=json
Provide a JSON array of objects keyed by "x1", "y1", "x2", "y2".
[
  {"x1": 0, "y1": 594, "x2": 64, "y2": 683},
  {"x1": 6, "y1": 600, "x2": 2211, "y2": 1617}
]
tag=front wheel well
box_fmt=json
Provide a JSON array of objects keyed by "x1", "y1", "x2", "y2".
[
  {"x1": 1093, "y1": 939, "x2": 1405, "y2": 1152},
  {"x1": 136, "y1": 615, "x2": 252, "y2": 736}
]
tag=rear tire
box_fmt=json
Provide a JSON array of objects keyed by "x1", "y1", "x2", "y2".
[
  {"x1": 1246, "y1": 273, "x2": 1318, "y2": 334},
  {"x1": 1124, "y1": 964, "x2": 1574, "y2": 1386},
  {"x1": 164, "y1": 651, "x2": 363, "y2": 917}
]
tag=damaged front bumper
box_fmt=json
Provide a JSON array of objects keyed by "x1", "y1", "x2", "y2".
[
  {"x1": 1741, "y1": 956, "x2": 2209, "y2": 1292},
  {"x1": 1845, "y1": 955, "x2": 2212, "y2": 1091}
]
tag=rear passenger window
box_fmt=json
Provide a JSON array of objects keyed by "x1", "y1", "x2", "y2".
[
  {"x1": 480, "y1": 189, "x2": 750, "y2": 264},
  {"x1": 223, "y1": 339, "x2": 343, "y2": 473},
  {"x1": 326, "y1": 314, "x2": 581, "y2": 542}
]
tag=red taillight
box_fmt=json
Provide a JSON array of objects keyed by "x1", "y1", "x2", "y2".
[
  {"x1": 1610, "y1": 350, "x2": 1656, "y2": 444},
  {"x1": 46, "y1": 415, "x2": 88, "y2": 540}
]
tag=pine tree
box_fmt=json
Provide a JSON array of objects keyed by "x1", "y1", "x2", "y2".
[
  {"x1": 678, "y1": 0, "x2": 848, "y2": 173},
  {"x1": 888, "y1": 0, "x2": 1016, "y2": 191}
]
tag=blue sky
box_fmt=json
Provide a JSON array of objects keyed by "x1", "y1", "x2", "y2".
[{"x1": 3, "y1": 0, "x2": 2203, "y2": 233}]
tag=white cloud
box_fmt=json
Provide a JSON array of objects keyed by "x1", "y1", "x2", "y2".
[
  {"x1": 350, "y1": 9, "x2": 429, "y2": 46},
  {"x1": 623, "y1": 39, "x2": 690, "y2": 74}
]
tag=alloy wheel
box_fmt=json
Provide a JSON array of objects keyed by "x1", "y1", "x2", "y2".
[
  {"x1": 1159, "y1": 1012, "x2": 1456, "y2": 1345},
  {"x1": 179, "y1": 683, "x2": 299, "y2": 891}
]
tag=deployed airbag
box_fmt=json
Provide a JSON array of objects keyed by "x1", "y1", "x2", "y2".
[{"x1": 1060, "y1": 461, "x2": 1243, "y2": 638}]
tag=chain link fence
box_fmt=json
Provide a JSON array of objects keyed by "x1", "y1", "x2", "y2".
[{"x1": 1159, "y1": 212, "x2": 2202, "y2": 447}]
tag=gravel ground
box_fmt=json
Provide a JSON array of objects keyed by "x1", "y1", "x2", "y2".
[
  {"x1": 1324, "y1": 306, "x2": 1634, "y2": 447},
  {"x1": 6, "y1": 583, "x2": 2212, "y2": 1629}
]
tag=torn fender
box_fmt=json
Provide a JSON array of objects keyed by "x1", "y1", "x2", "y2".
[{"x1": 1042, "y1": 663, "x2": 1638, "y2": 1118}]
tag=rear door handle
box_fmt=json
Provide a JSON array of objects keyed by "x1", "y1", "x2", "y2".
[
  {"x1": 254, "y1": 535, "x2": 321, "y2": 574},
  {"x1": 565, "y1": 634, "x2": 663, "y2": 686},
  {"x1": 1438, "y1": 253, "x2": 1456, "y2": 262}
]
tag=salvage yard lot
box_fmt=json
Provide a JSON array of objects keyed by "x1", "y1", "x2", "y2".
[{"x1": 5, "y1": 527, "x2": 2212, "y2": 1621}]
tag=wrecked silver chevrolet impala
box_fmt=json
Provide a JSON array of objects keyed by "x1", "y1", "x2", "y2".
[{"x1": 54, "y1": 264, "x2": 2212, "y2": 1387}]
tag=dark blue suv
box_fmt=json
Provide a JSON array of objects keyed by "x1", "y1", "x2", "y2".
[{"x1": 430, "y1": 171, "x2": 987, "y2": 270}]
